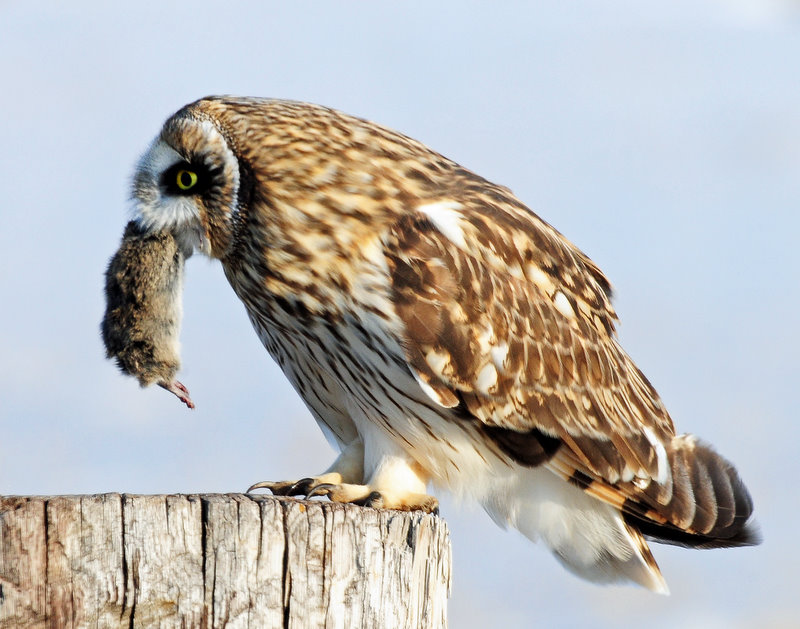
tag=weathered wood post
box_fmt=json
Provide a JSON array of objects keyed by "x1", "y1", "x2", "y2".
[{"x1": 0, "y1": 494, "x2": 451, "y2": 628}]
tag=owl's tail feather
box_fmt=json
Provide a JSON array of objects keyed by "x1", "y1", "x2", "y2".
[
  {"x1": 620, "y1": 434, "x2": 760, "y2": 549},
  {"x1": 493, "y1": 435, "x2": 760, "y2": 592},
  {"x1": 547, "y1": 434, "x2": 759, "y2": 550}
]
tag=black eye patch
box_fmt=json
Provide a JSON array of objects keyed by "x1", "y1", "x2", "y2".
[{"x1": 161, "y1": 161, "x2": 216, "y2": 196}]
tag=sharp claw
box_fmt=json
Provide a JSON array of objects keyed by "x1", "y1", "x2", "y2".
[
  {"x1": 305, "y1": 483, "x2": 336, "y2": 500},
  {"x1": 247, "y1": 480, "x2": 275, "y2": 493},
  {"x1": 289, "y1": 478, "x2": 315, "y2": 495},
  {"x1": 247, "y1": 477, "x2": 317, "y2": 496}
]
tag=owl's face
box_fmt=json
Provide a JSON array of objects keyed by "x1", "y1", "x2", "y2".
[{"x1": 132, "y1": 109, "x2": 242, "y2": 259}]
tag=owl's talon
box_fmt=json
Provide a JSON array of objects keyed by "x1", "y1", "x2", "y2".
[
  {"x1": 305, "y1": 483, "x2": 336, "y2": 500},
  {"x1": 287, "y1": 477, "x2": 315, "y2": 495},
  {"x1": 246, "y1": 480, "x2": 272, "y2": 493},
  {"x1": 247, "y1": 477, "x2": 315, "y2": 495}
]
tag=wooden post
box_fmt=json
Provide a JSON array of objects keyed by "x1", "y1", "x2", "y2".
[{"x1": 0, "y1": 494, "x2": 451, "y2": 628}]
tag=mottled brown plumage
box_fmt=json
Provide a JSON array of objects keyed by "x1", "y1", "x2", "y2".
[{"x1": 104, "y1": 96, "x2": 758, "y2": 592}]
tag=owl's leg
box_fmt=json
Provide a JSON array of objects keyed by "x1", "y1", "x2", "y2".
[
  {"x1": 247, "y1": 438, "x2": 365, "y2": 496},
  {"x1": 306, "y1": 455, "x2": 440, "y2": 514}
]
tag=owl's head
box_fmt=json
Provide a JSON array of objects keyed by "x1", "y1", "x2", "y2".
[
  {"x1": 132, "y1": 98, "x2": 247, "y2": 258},
  {"x1": 131, "y1": 96, "x2": 432, "y2": 262}
]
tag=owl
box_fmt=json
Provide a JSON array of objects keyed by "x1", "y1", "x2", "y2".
[{"x1": 103, "y1": 96, "x2": 757, "y2": 593}]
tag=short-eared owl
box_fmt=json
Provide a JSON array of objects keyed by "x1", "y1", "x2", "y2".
[{"x1": 103, "y1": 97, "x2": 757, "y2": 592}]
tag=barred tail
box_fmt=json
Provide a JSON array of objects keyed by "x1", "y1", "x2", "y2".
[{"x1": 623, "y1": 434, "x2": 759, "y2": 548}]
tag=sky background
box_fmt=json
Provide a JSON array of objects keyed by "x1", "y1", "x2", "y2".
[{"x1": 1, "y1": 2, "x2": 798, "y2": 627}]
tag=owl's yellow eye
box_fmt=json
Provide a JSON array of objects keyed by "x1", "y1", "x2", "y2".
[{"x1": 176, "y1": 169, "x2": 198, "y2": 191}]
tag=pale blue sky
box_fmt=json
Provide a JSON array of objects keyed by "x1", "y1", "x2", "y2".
[{"x1": 1, "y1": 2, "x2": 798, "y2": 627}]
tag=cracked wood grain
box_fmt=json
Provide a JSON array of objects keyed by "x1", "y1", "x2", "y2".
[{"x1": 0, "y1": 494, "x2": 451, "y2": 628}]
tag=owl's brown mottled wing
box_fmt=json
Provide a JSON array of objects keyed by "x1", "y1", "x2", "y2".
[{"x1": 386, "y1": 179, "x2": 675, "y2": 488}]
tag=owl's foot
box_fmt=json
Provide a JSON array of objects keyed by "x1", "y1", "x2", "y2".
[
  {"x1": 248, "y1": 439, "x2": 366, "y2": 498},
  {"x1": 247, "y1": 477, "x2": 438, "y2": 514},
  {"x1": 308, "y1": 483, "x2": 440, "y2": 514},
  {"x1": 247, "y1": 473, "x2": 345, "y2": 497},
  {"x1": 247, "y1": 448, "x2": 437, "y2": 513}
]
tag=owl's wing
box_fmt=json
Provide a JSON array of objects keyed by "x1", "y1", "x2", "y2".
[{"x1": 386, "y1": 186, "x2": 676, "y2": 488}]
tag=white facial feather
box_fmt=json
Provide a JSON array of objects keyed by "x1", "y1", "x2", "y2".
[
  {"x1": 131, "y1": 120, "x2": 239, "y2": 257},
  {"x1": 133, "y1": 140, "x2": 201, "y2": 232}
]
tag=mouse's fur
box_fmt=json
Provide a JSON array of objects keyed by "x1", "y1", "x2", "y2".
[{"x1": 102, "y1": 221, "x2": 185, "y2": 389}]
